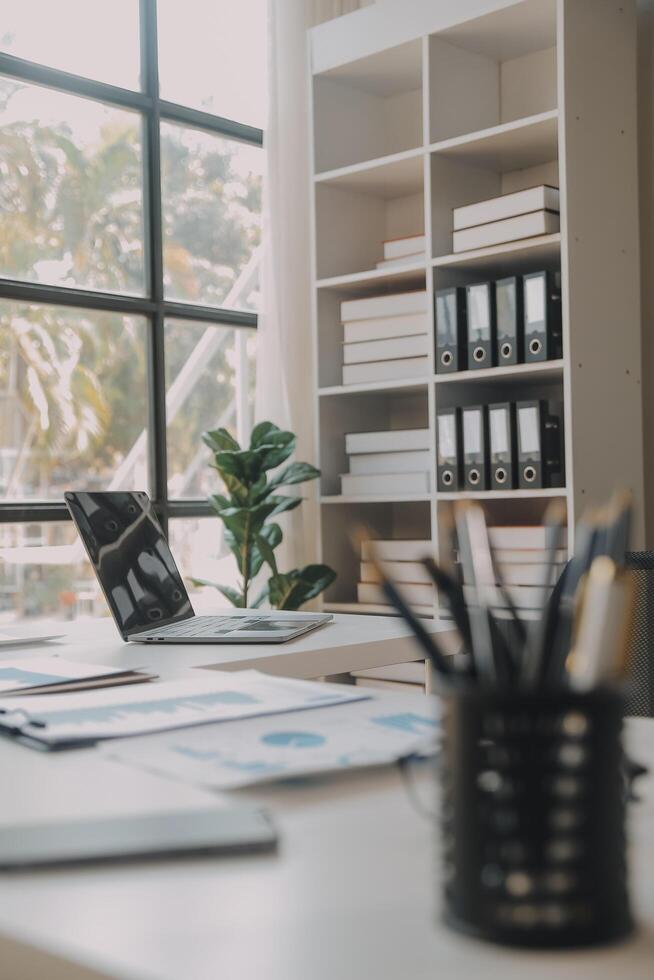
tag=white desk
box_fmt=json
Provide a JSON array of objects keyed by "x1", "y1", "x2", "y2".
[
  {"x1": 3, "y1": 614, "x2": 457, "y2": 680},
  {"x1": 0, "y1": 694, "x2": 652, "y2": 980}
]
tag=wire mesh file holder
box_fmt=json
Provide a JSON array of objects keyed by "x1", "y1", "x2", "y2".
[{"x1": 438, "y1": 686, "x2": 633, "y2": 948}]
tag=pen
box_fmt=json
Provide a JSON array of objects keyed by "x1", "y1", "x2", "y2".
[
  {"x1": 455, "y1": 504, "x2": 499, "y2": 687},
  {"x1": 521, "y1": 499, "x2": 568, "y2": 689},
  {"x1": 566, "y1": 557, "x2": 634, "y2": 689},
  {"x1": 544, "y1": 511, "x2": 601, "y2": 687},
  {"x1": 421, "y1": 557, "x2": 473, "y2": 657}
]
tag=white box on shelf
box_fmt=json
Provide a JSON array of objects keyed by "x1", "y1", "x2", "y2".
[
  {"x1": 383, "y1": 234, "x2": 426, "y2": 260},
  {"x1": 452, "y1": 210, "x2": 560, "y2": 253},
  {"x1": 360, "y1": 560, "x2": 432, "y2": 585},
  {"x1": 358, "y1": 581, "x2": 434, "y2": 605},
  {"x1": 340, "y1": 290, "x2": 427, "y2": 322},
  {"x1": 488, "y1": 527, "x2": 568, "y2": 550},
  {"x1": 463, "y1": 584, "x2": 551, "y2": 610},
  {"x1": 343, "y1": 334, "x2": 429, "y2": 365},
  {"x1": 343, "y1": 356, "x2": 429, "y2": 385},
  {"x1": 492, "y1": 548, "x2": 568, "y2": 564},
  {"x1": 360, "y1": 539, "x2": 431, "y2": 562},
  {"x1": 496, "y1": 563, "x2": 566, "y2": 586},
  {"x1": 341, "y1": 471, "x2": 429, "y2": 495},
  {"x1": 349, "y1": 449, "x2": 431, "y2": 475},
  {"x1": 376, "y1": 254, "x2": 423, "y2": 270},
  {"x1": 453, "y1": 185, "x2": 560, "y2": 231},
  {"x1": 343, "y1": 313, "x2": 428, "y2": 344},
  {"x1": 346, "y1": 429, "x2": 430, "y2": 455}
]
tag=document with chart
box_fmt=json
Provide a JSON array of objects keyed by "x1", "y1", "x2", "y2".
[
  {"x1": 0, "y1": 671, "x2": 366, "y2": 747},
  {"x1": 104, "y1": 696, "x2": 440, "y2": 789}
]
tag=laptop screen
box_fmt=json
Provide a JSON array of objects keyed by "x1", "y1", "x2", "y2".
[{"x1": 65, "y1": 491, "x2": 193, "y2": 636}]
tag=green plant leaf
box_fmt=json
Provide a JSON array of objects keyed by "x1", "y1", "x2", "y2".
[
  {"x1": 259, "y1": 432, "x2": 296, "y2": 471},
  {"x1": 268, "y1": 563, "x2": 336, "y2": 610},
  {"x1": 208, "y1": 493, "x2": 231, "y2": 514},
  {"x1": 249, "y1": 421, "x2": 281, "y2": 449},
  {"x1": 269, "y1": 461, "x2": 321, "y2": 490},
  {"x1": 188, "y1": 579, "x2": 244, "y2": 607},
  {"x1": 267, "y1": 495, "x2": 302, "y2": 516},
  {"x1": 203, "y1": 428, "x2": 240, "y2": 453},
  {"x1": 256, "y1": 524, "x2": 282, "y2": 574}
]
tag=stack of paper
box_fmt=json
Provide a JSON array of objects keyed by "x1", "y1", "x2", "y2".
[
  {"x1": 452, "y1": 185, "x2": 560, "y2": 253},
  {"x1": 0, "y1": 670, "x2": 366, "y2": 748},
  {"x1": 0, "y1": 657, "x2": 155, "y2": 696},
  {"x1": 341, "y1": 429, "x2": 431, "y2": 496},
  {"x1": 341, "y1": 291, "x2": 429, "y2": 385},
  {"x1": 104, "y1": 693, "x2": 439, "y2": 790}
]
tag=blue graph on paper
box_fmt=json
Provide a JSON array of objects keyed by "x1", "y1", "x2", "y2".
[
  {"x1": 26, "y1": 690, "x2": 260, "y2": 726},
  {"x1": 0, "y1": 667, "x2": 66, "y2": 686},
  {"x1": 372, "y1": 712, "x2": 437, "y2": 735},
  {"x1": 261, "y1": 731, "x2": 326, "y2": 748}
]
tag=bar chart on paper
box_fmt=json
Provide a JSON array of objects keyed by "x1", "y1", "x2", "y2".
[
  {"x1": 0, "y1": 671, "x2": 366, "y2": 746},
  {"x1": 104, "y1": 696, "x2": 440, "y2": 789}
]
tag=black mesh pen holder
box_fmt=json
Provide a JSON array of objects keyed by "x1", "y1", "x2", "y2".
[{"x1": 438, "y1": 686, "x2": 633, "y2": 948}]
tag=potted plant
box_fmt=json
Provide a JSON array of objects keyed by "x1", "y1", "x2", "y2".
[{"x1": 191, "y1": 422, "x2": 336, "y2": 610}]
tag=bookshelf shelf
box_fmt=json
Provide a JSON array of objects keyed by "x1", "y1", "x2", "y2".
[
  {"x1": 316, "y1": 262, "x2": 426, "y2": 294},
  {"x1": 436, "y1": 488, "x2": 568, "y2": 501},
  {"x1": 433, "y1": 359, "x2": 564, "y2": 385},
  {"x1": 320, "y1": 494, "x2": 432, "y2": 505},
  {"x1": 432, "y1": 233, "x2": 561, "y2": 273},
  {"x1": 314, "y1": 147, "x2": 424, "y2": 197},
  {"x1": 319, "y1": 378, "x2": 429, "y2": 397},
  {"x1": 310, "y1": 0, "x2": 644, "y2": 618},
  {"x1": 429, "y1": 109, "x2": 558, "y2": 171}
]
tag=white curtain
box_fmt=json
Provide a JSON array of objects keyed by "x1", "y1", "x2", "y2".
[{"x1": 256, "y1": 0, "x2": 367, "y2": 572}]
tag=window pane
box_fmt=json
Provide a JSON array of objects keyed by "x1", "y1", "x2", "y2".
[
  {"x1": 158, "y1": 0, "x2": 267, "y2": 128},
  {"x1": 0, "y1": 78, "x2": 145, "y2": 294},
  {"x1": 0, "y1": 302, "x2": 148, "y2": 500},
  {"x1": 165, "y1": 319, "x2": 255, "y2": 498},
  {"x1": 0, "y1": 1, "x2": 141, "y2": 90},
  {"x1": 161, "y1": 122, "x2": 262, "y2": 310},
  {"x1": 168, "y1": 518, "x2": 237, "y2": 610},
  {"x1": 0, "y1": 522, "x2": 106, "y2": 625}
]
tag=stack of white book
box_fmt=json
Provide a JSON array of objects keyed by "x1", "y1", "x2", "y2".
[
  {"x1": 341, "y1": 428, "x2": 431, "y2": 496},
  {"x1": 455, "y1": 524, "x2": 568, "y2": 620},
  {"x1": 356, "y1": 538, "x2": 434, "y2": 615},
  {"x1": 375, "y1": 233, "x2": 426, "y2": 270},
  {"x1": 452, "y1": 185, "x2": 560, "y2": 254},
  {"x1": 341, "y1": 291, "x2": 429, "y2": 385},
  {"x1": 353, "y1": 537, "x2": 434, "y2": 692}
]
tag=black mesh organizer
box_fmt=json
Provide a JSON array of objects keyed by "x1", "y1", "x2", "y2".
[
  {"x1": 439, "y1": 686, "x2": 633, "y2": 948},
  {"x1": 624, "y1": 552, "x2": 654, "y2": 717}
]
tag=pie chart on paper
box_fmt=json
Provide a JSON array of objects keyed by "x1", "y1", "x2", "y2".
[{"x1": 261, "y1": 731, "x2": 326, "y2": 748}]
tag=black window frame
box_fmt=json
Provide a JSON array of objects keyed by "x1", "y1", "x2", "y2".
[{"x1": 0, "y1": 0, "x2": 262, "y2": 532}]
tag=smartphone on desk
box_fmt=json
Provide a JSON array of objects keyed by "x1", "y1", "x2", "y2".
[{"x1": 0, "y1": 805, "x2": 277, "y2": 869}]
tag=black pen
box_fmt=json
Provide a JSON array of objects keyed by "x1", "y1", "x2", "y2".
[
  {"x1": 421, "y1": 557, "x2": 473, "y2": 657},
  {"x1": 521, "y1": 499, "x2": 568, "y2": 689},
  {"x1": 375, "y1": 570, "x2": 455, "y2": 683}
]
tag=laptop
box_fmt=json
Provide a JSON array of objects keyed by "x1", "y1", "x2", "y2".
[{"x1": 64, "y1": 491, "x2": 333, "y2": 644}]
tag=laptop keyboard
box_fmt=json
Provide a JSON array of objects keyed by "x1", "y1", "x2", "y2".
[{"x1": 153, "y1": 616, "x2": 261, "y2": 637}]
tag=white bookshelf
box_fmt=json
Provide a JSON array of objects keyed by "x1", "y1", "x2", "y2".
[{"x1": 308, "y1": 0, "x2": 645, "y2": 644}]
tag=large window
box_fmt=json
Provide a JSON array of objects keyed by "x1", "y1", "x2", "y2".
[{"x1": 0, "y1": 0, "x2": 266, "y2": 623}]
